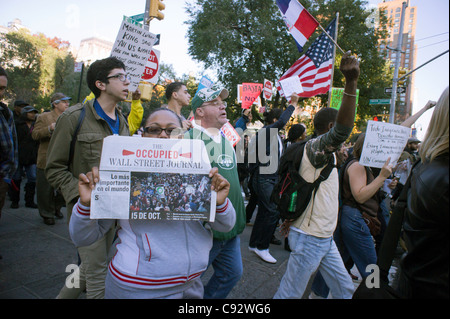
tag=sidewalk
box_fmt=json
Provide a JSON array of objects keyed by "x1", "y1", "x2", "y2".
[{"x1": 0, "y1": 194, "x2": 390, "y2": 299}]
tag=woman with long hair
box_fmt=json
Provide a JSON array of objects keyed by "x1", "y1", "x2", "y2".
[{"x1": 397, "y1": 87, "x2": 449, "y2": 298}]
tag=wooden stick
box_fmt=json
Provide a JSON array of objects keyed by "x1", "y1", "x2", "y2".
[{"x1": 318, "y1": 23, "x2": 346, "y2": 55}]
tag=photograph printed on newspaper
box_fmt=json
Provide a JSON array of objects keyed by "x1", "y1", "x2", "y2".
[{"x1": 90, "y1": 135, "x2": 216, "y2": 222}]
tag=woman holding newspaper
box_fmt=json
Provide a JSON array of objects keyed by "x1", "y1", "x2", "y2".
[{"x1": 69, "y1": 108, "x2": 236, "y2": 299}]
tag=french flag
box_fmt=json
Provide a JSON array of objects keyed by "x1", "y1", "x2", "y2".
[{"x1": 276, "y1": 0, "x2": 319, "y2": 52}]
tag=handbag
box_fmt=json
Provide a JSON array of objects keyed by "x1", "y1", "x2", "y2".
[{"x1": 352, "y1": 162, "x2": 418, "y2": 299}]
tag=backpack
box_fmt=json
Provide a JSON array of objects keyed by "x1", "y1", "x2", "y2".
[{"x1": 271, "y1": 140, "x2": 335, "y2": 220}]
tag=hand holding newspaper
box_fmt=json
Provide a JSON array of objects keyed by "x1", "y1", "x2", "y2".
[{"x1": 90, "y1": 136, "x2": 217, "y2": 222}]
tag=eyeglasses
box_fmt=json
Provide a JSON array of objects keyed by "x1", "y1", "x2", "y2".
[
  {"x1": 144, "y1": 126, "x2": 184, "y2": 136},
  {"x1": 202, "y1": 100, "x2": 227, "y2": 109},
  {"x1": 106, "y1": 73, "x2": 131, "y2": 82}
]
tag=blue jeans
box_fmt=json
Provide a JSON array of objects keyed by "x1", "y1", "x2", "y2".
[
  {"x1": 249, "y1": 173, "x2": 279, "y2": 250},
  {"x1": 203, "y1": 236, "x2": 243, "y2": 299},
  {"x1": 312, "y1": 205, "x2": 378, "y2": 298},
  {"x1": 274, "y1": 231, "x2": 354, "y2": 299}
]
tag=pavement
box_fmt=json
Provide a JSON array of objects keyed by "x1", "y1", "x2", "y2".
[{"x1": 0, "y1": 189, "x2": 397, "y2": 299}]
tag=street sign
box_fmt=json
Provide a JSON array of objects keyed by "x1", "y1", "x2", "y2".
[
  {"x1": 129, "y1": 13, "x2": 145, "y2": 22},
  {"x1": 384, "y1": 87, "x2": 406, "y2": 94},
  {"x1": 263, "y1": 79, "x2": 273, "y2": 100},
  {"x1": 141, "y1": 48, "x2": 160, "y2": 84},
  {"x1": 369, "y1": 99, "x2": 391, "y2": 105}
]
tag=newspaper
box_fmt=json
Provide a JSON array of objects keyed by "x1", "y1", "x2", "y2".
[{"x1": 90, "y1": 136, "x2": 216, "y2": 222}]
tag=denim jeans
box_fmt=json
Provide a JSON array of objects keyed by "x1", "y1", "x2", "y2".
[
  {"x1": 203, "y1": 235, "x2": 243, "y2": 299},
  {"x1": 311, "y1": 205, "x2": 378, "y2": 298},
  {"x1": 274, "y1": 230, "x2": 354, "y2": 299},
  {"x1": 249, "y1": 173, "x2": 279, "y2": 250}
]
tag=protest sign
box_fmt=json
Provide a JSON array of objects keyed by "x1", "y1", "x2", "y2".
[
  {"x1": 279, "y1": 76, "x2": 303, "y2": 98},
  {"x1": 263, "y1": 79, "x2": 273, "y2": 100},
  {"x1": 90, "y1": 136, "x2": 216, "y2": 222},
  {"x1": 329, "y1": 87, "x2": 360, "y2": 109},
  {"x1": 237, "y1": 84, "x2": 261, "y2": 107},
  {"x1": 220, "y1": 122, "x2": 241, "y2": 147},
  {"x1": 111, "y1": 19, "x2": 157, "y2": 91},
  {"x1": 196, "y1": 75, "x2": 214, "y2": 94},
  {"x1": 241, "y1": 83, "x2": 263, "y2": 109},
  {"x1": 359, "y1": 120, "x2": 411, "y2": 168}
]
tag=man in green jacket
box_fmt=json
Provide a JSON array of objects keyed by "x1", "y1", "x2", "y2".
[
  {"x1": 187, "y1": 86, "x2": 245, "y2": 299},
  {"x1": 45, "y1": 57, "x2": 130, "y2": 299}
]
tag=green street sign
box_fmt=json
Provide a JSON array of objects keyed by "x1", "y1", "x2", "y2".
[{"x1": 369, "y1": 99, "x2": 391, "y2": 105}]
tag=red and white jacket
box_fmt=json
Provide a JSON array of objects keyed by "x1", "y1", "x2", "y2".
[{"x1": 70, "y1": 198, "x2": 235, "y2": 292}]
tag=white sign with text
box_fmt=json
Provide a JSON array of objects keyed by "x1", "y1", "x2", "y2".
[{"x1": 360, "y1": 120, "x2": 411, "y2": 168}]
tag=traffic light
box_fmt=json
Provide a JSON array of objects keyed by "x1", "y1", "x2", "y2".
[
  {"x1": 149, "y1": 0, "x2": 165, "y2": 20},
  {"x1": 397, "y1": 68, "x2": 407, "y2": 86},
  {"x1": 373, "y1": 115, "x2": 383, "y2": 122}
]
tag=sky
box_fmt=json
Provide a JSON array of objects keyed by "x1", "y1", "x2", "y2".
[{"x1": 1, "y1": 0, "x2": 448, "y2": 139}]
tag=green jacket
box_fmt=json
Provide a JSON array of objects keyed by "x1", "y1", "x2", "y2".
[
  {"x1": 45, "y1": 99, "x2": 129, "y2": 217},
  {"x1": 187, "y1": 127, "x2": 246, "y2": 241}
]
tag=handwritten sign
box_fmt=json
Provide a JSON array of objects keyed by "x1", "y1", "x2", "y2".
[
  {"x1": 279, "y1": 76, "x2": 303, "y2": 98},
  {"x1": 241, "y1": 83, "x2": 263, "y2": 109},
  {"x1": 360, "y1": 120, "x2": 411, "y2": 168},
  {"x1": 111, "y1": 20, "x2": 157, "y2": 91},
  {"x1": 329, "y1": 88, "x2": 360, "y2": 109}
]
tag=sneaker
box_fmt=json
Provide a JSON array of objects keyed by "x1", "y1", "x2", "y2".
[
  {"x1": 10, "y1": 202, "x2": 19, "y2": 209},
  {"x1": 252, "y1": 248, "x2": 277, "y2": 264}
]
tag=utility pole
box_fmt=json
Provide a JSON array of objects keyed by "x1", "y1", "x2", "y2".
[
  {"x1": 144, "y1": 0, "x2": 151, "y2": 31},
  {"x1": 389, "y1": 1, "x2": 408, "y2": 124}
]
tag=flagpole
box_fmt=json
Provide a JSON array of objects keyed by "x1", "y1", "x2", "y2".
[
  {"x1": 327, "y1": 13, "x2": 339, "y2": 108},
  {"x1": 318, "y1": 21, "x2": 346, "y2": 55}
]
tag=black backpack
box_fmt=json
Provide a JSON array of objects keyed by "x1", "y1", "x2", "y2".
[{"x1": 271, "y1": 140, "x2": 335, "y2": 220}]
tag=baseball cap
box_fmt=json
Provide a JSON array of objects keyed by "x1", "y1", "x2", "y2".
[
  {"x1": 191, "y1": 86, "x2": 229, "y2": 113},
  {"x1": 21, "y1": 106, "x2": 38, "y2": 114},
  {"x1": 408, "y1": 137, "x2": 421, "y2": 144},
  {"x1": 51, "y1": 93, "x2": 72, "y2": 104},
  {"x1": 14, "y1": 100, "x2": 28, "y2": 107}
]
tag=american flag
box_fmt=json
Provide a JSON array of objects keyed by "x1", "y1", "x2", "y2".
[
  {"x1": 277, "y1": 18, "x2": 337, "y2": 98},
  {"x1": 276, "y1": 0, "x2": 319, "y2": 52}
]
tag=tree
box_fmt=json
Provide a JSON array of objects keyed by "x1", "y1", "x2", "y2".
[
  {"x1": 0, "y1": 29, "x2": 80, "y2": 110},
  {"x1": 186, "y1": 0, "x2": 392, "y2": 127}
]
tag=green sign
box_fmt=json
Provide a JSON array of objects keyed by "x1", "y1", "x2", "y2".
[
  {"x1": 369, "y1": 99, "x2": 391, "y2": 105},
  {"x1": 330, "y1": 88, "x2": 359, "y2": 114}
]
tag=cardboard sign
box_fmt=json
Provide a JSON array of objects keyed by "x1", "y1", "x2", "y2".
[
  {"x1": 359, "y1": 120, "x2": 411, "y2": 168},
  {"x1": 111, "y1": 20, "x2": 157, "y2": 91},
  {"x1": 241, "y1": 83, "x2": 263, "y2": 109}
]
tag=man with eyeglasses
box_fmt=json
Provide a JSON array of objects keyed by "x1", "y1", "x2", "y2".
[
  {"x1": 45, "y1": 57, "x2": 131, "y2": 299},
  {"x1": 187, "y1": 86, "x2": 246, "y2": 299}
]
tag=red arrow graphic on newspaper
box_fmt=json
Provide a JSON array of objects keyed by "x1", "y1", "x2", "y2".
[
  {"x1": 122, "y1": 149, "x2": 135, "y2": 156},
  {"x1": 179, "y1": 152, "x2": 192, "y2": 158}
]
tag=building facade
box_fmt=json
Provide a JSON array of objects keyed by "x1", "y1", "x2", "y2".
[{"x1": 377, "y1": 0, "x2": 417, "y2": 123}]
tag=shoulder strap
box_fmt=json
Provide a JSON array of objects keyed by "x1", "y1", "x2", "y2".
[
  {"x1": 68, "y1": 106, "x2": 86, "y2": 167},
  {"x1": 377, "y1": 160, "x2": 419, "y2": 281}
]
